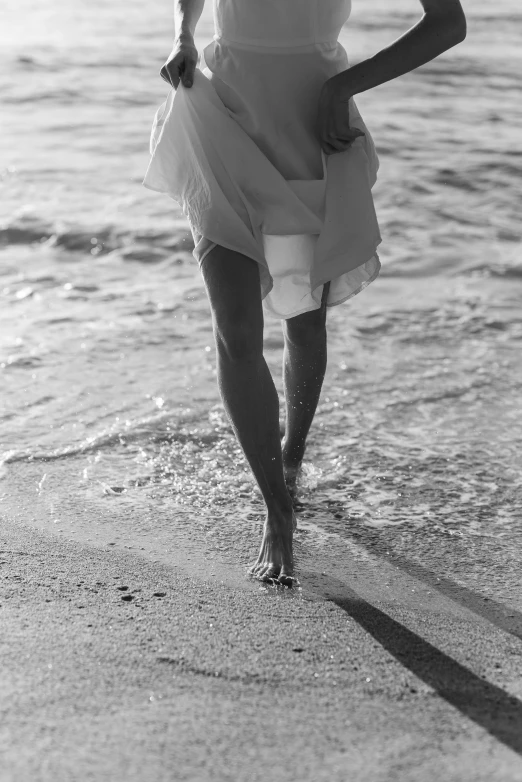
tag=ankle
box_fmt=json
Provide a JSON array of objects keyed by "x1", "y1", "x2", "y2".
[
  {"x1": 282, "y1": 444, "x2": 304, "y2": 470},
  {"x1": 266, "y1": 495, "x2": 294, "y2": 519},
  {"x1": 265, "y1": 515, "x2": 294, "y2": 538},
  {"x1": 283, "y1": 458, "x2": 301, "y2": 474}
]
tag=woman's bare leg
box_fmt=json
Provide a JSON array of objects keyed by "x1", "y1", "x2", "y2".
[
  {"x1": 282, "y1": 283, "x2": 330, "y2": 500},
  {"x1": 201, "y1": 245, "x2": 295, "y2": 584}
]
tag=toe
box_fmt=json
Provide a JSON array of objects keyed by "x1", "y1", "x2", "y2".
[
  {"x1": 278, "y1": 573, "x2": 297, "y2": 587},
  {"x1": 278, "y1": 563, "x2": 296, "y2": 587},
  {"x1": 262, "y1": 565, "x2": 280, "y2": 582},
  {"x1": 248, "y1": 561, "x2": 265, "y2": 578}
]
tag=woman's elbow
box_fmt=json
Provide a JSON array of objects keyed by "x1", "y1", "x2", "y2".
[
  {"x1": 451, "y1": 10, "x2": 467, "y2": 44},
  {"x1": 429, "y1": 7, "x2": 467, "y2": 48},
  {"x1": 444, "y1": 7, "x2": 467, "y2": 45}
]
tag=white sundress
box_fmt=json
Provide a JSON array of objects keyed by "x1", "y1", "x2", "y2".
[{"x1": 143, "y1": 0, "x2": 382, "y2": 319}]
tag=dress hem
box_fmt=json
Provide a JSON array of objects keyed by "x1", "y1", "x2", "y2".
[
  {"x1": 194, "y1": 233, "x2": 382, "y2": 320},
  {"x1": 269, "y1": 253, "x2": 381, "y2": 319},
  {"x1": 325, "y1": 254, "x2": 381, "y2": 308}
]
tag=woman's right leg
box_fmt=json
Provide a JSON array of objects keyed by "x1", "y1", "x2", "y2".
[
  {"x1": 200, "y1": 244, "x2": 295, "y2": 584},
  {"x1": 281, "y1": 283, "x2": 330, "y2": 499}
]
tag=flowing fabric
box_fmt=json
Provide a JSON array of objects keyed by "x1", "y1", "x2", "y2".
[{"x1": 143, "y1": 0, "x2": 382, "y2": 319}]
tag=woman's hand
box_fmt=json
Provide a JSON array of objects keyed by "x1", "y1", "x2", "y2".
[
  {"x1": 317, "y1": 73, "x2": 365, "y2": 156},
  {"x1": 160, "y1": 34, "x2": 198, "y2": 89}
]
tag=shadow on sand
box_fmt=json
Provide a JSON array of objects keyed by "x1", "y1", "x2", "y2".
[
  {"x1": 303, "y1": 511, "x2": 522, "y2": 639},
  {"x1": 311, "y1": 572, "x2": 522, "y2": 756},
  {"x1": 380, "y1": 551, "x2": 522, "y2": 641}
]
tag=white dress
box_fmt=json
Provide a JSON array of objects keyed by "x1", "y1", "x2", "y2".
[{"x1": 143, "y1": 0, "x2": 381, "y2": 319}]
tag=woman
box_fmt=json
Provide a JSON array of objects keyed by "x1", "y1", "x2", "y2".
[{"x1": 144, "y1": 0, "x2": 466, "y2": 586}]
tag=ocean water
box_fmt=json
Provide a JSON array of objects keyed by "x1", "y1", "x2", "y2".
[{"x1": 1, "y1": 0, "x2": 521, "y2": 603}]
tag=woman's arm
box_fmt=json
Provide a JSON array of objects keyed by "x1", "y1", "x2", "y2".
[
  {"x1": 160, "y1": 0, "x2": 205, "y2": 89},
  {"x1": 338, "y1": 0, "x2": 466, "y2": 98},
  {"x1": 319, "y1": 0, "x2": 467, "y2": 154},
  {"x1": 173, "y1": 0, "x2": 205, "y2": 41}
]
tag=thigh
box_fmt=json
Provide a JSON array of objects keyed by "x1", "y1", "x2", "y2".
[
  {"x1": 284, "y1": 281, "x2": 330, "y2": 345},
  {"x1": 201, "y1": 244, "x2": 264, "y2": 349}
]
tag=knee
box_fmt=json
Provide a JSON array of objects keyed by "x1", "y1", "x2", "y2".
[
  {"x1": 285, "y1": 309, "x2": 326, "y2": 349},
  {"x1": 214, "y1": 308, "x2": 263, "y2": 364}
]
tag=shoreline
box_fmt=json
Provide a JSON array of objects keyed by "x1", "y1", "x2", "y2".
[{"x1": 1, "y1": 511, "x2": 521, "y2": 780}]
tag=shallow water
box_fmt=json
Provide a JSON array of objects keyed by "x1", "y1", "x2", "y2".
[{"x1": 1, "y1": 0, "x2": 521, "y2": 606}]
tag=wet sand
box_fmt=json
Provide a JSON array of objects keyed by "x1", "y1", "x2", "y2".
[{"x1": 2, "y1": 512, "x2": 521, "y2": 781}]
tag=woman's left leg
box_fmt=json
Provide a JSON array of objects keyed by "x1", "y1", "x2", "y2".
[{"x1": 281, "y1": 284, "x2": 330, "y2": 497}]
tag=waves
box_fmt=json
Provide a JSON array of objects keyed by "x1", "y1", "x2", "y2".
[
  {"x1": 0, "y1": 408, "x2": 201, "y2": 466},
  {"x1": 1, "y1": 202, "x2": 521, "y2": 282},
  {"x1": 0, "y1": 214, "x2": 194, "y2": 258}
]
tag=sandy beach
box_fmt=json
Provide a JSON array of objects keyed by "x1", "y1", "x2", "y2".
[
  {"x1": 2, "y1": 508, "x2": 522, "y2": 780},
  {"x1": 2, "y1": 0, "x2": 522, "y2": 776}
]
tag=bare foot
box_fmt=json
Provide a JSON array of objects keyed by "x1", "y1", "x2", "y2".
[{"x1": 249, "y1": 508, "x2": 296, "y2": 586}]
